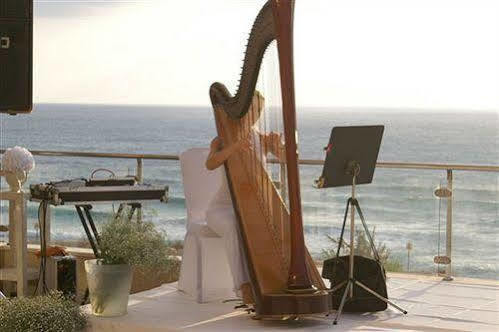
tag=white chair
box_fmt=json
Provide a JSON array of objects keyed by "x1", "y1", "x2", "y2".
[{"x1": 177, "y1": 148, "x2": 235, "y2": 303}]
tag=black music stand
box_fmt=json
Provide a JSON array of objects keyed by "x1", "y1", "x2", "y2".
[{"x1": 316, "y1": 125, "x2": 407, "y2": 324}]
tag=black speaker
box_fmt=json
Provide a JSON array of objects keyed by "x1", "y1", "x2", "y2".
[
  {"x1": 54, "y1": 256, "x2": 77, "y2": 297},
  {"x1": 323, "y1": 255, "x2": 388, "y2": 312},
  {"x1": 0, "y1": 0, "x2": 33, "y2": 114}
]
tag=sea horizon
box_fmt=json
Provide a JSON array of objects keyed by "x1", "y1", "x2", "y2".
[{"x1": 32, "y1": 102, "x2": 499, "y2": 114}]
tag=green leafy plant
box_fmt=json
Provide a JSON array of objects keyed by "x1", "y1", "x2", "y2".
[
  {"x1": 322, "y1": 227, "x2": 403, "y2": 272},
  {"x1": 0, "y1": 291, "x2": 87, "y2": 332},
  {"x1": 166, "y1": 239, "x2": 184, "y2": 252},
  {"x1": 98, "y1": 216, "x2": 173, "y2": 270}
]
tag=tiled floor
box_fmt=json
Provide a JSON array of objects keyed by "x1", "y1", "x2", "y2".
[{"x1": 85, "y1": 273, "x2": 498, "y2": 332}]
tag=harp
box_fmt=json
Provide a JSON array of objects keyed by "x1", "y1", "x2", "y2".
[{"x1": 210, "y1": 1, "x2": 331, "y2": 317}]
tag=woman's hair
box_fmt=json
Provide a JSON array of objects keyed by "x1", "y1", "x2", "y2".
[{"x1": 250, "y1": 91, "x2": 265, "y2": 126}]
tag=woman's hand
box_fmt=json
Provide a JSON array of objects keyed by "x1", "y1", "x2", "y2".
[
  {"x1": 264, "y1": 132, "x2": 285, "y2": 158},
  {"x1": 267, "y1": 132, "x2": 283, "y2": 147}
]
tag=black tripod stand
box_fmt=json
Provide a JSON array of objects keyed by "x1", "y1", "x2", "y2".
[
  {"x1": 332, "y1": 162, "x2": 407, "y2": 324},
  {"x1": 316, "y1": 126, "x2": 407, "y2": 325}
]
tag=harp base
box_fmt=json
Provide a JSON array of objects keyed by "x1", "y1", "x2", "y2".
[
  {"x1": 256, "y1": 290, "x2": 332, "y2": 317},
  {"x1": 252, "y1": 312, "x2": 330, "y2": 321},
  {"x1": 285, "y1": 287, "x2": 317, "y2": 295}
]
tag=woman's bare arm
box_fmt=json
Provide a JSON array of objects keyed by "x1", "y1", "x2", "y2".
[{"x1": 205, "y1": 136, "x2": 251, "y2": 170}]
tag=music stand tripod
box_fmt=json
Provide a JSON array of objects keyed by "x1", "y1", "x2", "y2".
[{"x1": 316, "y1": 126, "x2": 407, "y2": 324}]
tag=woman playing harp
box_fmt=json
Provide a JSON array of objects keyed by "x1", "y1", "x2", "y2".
[
  {"x1": 205, "y1": 92, "x2": 285, "y2": 304},
  {"x1": 209, "y1": 0, "x2": 331, "y2": 317}
]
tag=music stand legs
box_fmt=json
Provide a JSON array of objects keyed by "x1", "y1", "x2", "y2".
[
  {"x1": 334, "y1": 276, "x2": 408, "y2": 324},
  {"x1": 333, "y1": 180, "x2": 407, "y2": 325}
]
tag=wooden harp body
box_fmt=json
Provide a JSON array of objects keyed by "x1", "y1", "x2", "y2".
[{"x1": 210, "y1": 0, "x2": 331, "y2": 317}]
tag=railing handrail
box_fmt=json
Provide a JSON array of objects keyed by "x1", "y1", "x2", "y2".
[
  {"x1": 0, "y1": 149, "x2": 179, "y2": 161},
  {"x1": 296, "y1": 159, "x2": 499, "y2": 172},
  {"x1": 1, "y1": 149, "x2": 498, "y2": 172}
]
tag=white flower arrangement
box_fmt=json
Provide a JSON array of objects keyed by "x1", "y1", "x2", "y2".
[{"x1": 1, "y1": 146, "x2": 35, "y2": 173}]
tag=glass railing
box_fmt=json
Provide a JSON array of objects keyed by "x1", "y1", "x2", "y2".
[{"x1": 1, "y1": 150, "x2": 497, "y2": 280}]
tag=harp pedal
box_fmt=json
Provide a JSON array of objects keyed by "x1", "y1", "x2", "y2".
[
  {"x1": 434, "y1": 256, "x2": 451, "y2": 265},
  {"x1": 251, "y1": 314, "x2": 298, "y2": 321},
  {"x1": 245, "y1": 307, "x2": 255, "y2": 315}
]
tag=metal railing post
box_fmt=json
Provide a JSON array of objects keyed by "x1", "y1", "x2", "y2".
[
  {"x1": 445, "y1": 169, "x2": 453, "y2": 281},
  {"x1": 136, "y1": 158, "x2": 143, "y2": 222},
  {"x1": 136, "y1": 158, "x2": 144, "y2": 184}
]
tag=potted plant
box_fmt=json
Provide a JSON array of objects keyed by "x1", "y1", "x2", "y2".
[
  {"x1": 0, "y1": 291, "x2": 87, "y2": 332},
  {"x1": 85, "y1": 216, "x2": 172, "y2": 317}
]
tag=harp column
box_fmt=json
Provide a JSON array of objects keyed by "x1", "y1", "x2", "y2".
[{"x1": 272, "y1": 0, "x2": 312, "y2": 291}]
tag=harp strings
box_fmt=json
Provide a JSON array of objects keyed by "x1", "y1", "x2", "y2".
[
  {"x1": 252, "y1": 41, "x2": 290, "y2": 265},
  {"x1": 241, "y1": 89, "x2": 285, "y2": 269},
  {"x1": 230, "y1": 39, "x2": 289, "y2": 270},
  {"x1": 257, "y1": 41, "x2": 283, "y2": 189},
  {"x1": 270, "y1": 42, "x2": 289, "y2": 263}
]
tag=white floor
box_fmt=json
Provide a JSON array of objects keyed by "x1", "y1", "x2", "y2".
[{"x1": 85, "y1": 273, "x2": 499, "y2": 332}]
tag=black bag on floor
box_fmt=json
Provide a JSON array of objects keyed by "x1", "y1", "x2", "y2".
[{"x1": 322, "y1": 255, "x2": 388, "y2": 312}]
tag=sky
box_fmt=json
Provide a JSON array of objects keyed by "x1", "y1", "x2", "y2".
[{"x1": 34, "y1": 0, "x2": 499, "y2": 111}]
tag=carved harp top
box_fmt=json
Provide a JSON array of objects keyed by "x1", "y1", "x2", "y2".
[
  {"x1": 210, "y1": 0, "x2": 331, "y2": 317},
  {"x1": 210, "y1": 1, "x2": 275, "y2": 119}
]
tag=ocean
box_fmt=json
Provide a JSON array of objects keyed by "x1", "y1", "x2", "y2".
[{"x1": 1, "y1": 105, "x2": 497, "y2": 280}]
